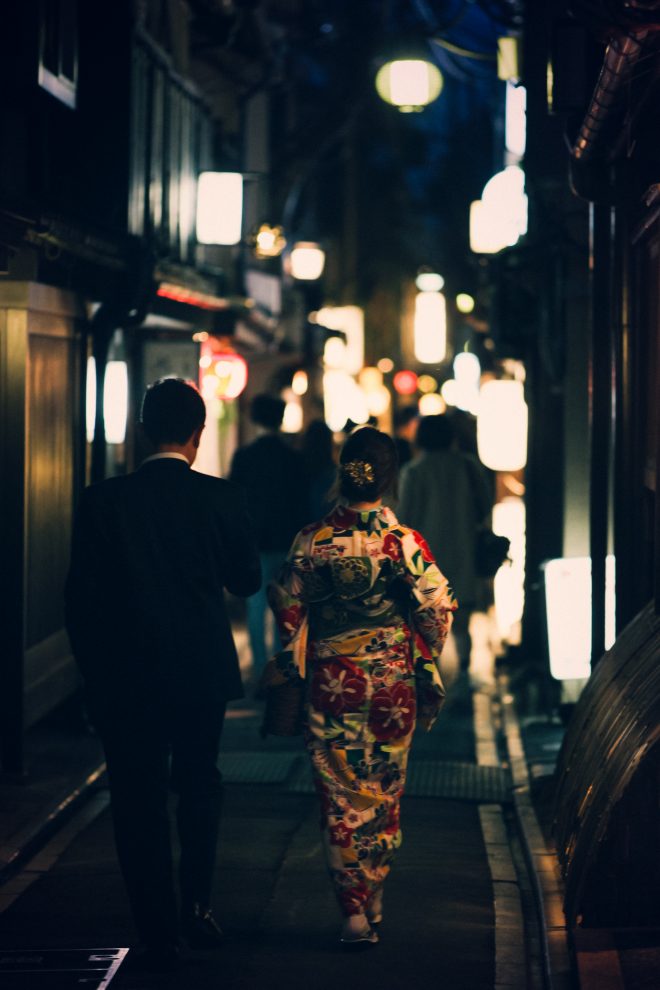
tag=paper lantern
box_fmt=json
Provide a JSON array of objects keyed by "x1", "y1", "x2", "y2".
[
  {"x1": 196, "y1": 172, "x2": 243, "y2": 245},
  {"x1": 376, "y1": 59, "x2": 443, "y2": 113},
  {"x1": 477, "y1": 380, "x2": 528, "y2": 471}
]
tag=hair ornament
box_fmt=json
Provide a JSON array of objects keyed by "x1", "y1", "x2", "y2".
[{"x1": 341, "y1": 459, "x2": 375, "y2": 486}]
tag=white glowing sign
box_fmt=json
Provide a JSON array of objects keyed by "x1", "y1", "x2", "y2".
[
  {"x1": 196, "y1": 172, "x2": 243, "y2": 245},
  {"x1": 544, "y1": 556, "x2": 616, "y2": 680}
]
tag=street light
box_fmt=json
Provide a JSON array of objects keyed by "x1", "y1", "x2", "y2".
[{"x1": 375, "y1": 57, "x2": 443, "y2": 113}]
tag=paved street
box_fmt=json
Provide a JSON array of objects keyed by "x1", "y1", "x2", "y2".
[{"x1": 0, "y1": 635, "x2": 526, "y2": 990}]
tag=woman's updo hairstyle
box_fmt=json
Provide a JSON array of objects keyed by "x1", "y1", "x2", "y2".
[{"x1": 338, "y1": 427, "x2": 399, "y2": 502}]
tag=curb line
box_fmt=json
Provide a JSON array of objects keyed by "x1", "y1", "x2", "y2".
[
  {"x1": 0, "y1": 762, "x2": 107, "y2": 887},
  {"x1": 497, "y1": 677, "x2": 574, "y2": 990}
]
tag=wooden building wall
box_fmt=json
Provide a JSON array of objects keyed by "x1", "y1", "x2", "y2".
[{"x1": 0, "y1": 283, "x2": 83, "y2": 775}]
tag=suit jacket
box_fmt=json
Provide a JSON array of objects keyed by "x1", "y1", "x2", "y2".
[
  {"x1": 65, "y1": 458, "x2": 261, "y2": 714},
  {"x1": 229, "y1": 433, "x2": 308, "y2": 553}
]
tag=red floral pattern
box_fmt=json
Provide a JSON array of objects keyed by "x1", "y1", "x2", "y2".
[
  {"x1": 411, "y1": 529, "x2": 434, "y2": 562},
  {"x1": 382, "y1": 532, "x2": 403, "y2": 561},
  {"x1": 328, "y1": 505, "x2": 356, "y2": 531},
  {"x1": 267, "y1": 501, "x2": 455, "y2": 919},
  {"x1": 311, "y1": 659, "x2": 367, "y2": 716},
  {"x1": 369, "y1": 683, "x2": 416, "y2": 741},
  {"x1": 277, "y1": 604, "x2": 304, "y2": 639},
  {"x1": 329, "y1": 822, "x2": 354, "y2": 847},
  {"x1": 338, "y1": 881, "x2": 370, "y2": 915}
]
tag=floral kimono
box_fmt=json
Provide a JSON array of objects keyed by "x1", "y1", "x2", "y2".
[{"x1": 267, "y1": 502, "x2": 456, "y2": 918}]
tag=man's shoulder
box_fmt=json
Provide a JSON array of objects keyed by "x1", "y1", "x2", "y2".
[{"x1": 188, "y1": 469, "x2": 244, "y2": 502}]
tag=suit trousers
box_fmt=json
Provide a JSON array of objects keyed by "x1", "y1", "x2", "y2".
[{"x1": 99, "y1": 696, "x2": 227, "y2": 948}]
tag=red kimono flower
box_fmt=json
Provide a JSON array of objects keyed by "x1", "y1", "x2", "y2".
[
  {"x1": 277, "y1": 604, "x2": 304, "y2": 638},
  {"x1": 329, "y1": 822, "x2": 354, "y2": 848},
  {"x1": 384, "y1": 805, "x2": 401, "y2": 835},
  {"x1": 369, "y1": 683, "x2": 416, "y2": 740},
  {"x1": 338, "y1": 881, "x2": 370, "y2": 915},
  {"x1": 311, "y1": 659, "x2": 367, "y2": 716},
  {"x1": 411, "y1": 530, "x2": 434, "y2": 562},
  {"x1": 382, "y1": 533, "x2": 402, "y2": 561},
  {"x1": 414, "y1": 632, "x2": 432, "y2": 660},
  {"x1": 329, "y1": 505, "x2": 355, "y2": 531}
]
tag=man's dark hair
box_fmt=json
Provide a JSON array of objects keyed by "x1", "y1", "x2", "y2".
[
  {"x1": 250, "y1": 393, "x2": 285, "y2": 430},
  {"x1": 339, "y1": 427, "x2": 398, "y2": 502},
  {"x1": 141, "y1": 378, "x2": 206, "y2": 445},
  {"x1": 416, "y1": 414, "x2": 455, "y2": 452}
]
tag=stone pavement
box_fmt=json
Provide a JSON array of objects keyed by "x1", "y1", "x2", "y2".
[{"x1": 0, "y1": 624, "x2": 550, "y2": 989}]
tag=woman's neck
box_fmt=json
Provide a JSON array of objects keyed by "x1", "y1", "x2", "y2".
[{"x1": 348, "y1": 499, "x2": 382, "y2": 511}]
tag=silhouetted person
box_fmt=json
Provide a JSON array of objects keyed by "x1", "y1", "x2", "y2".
[
  {"x1": 229, "y1": 394, "x2": 307, "y2": 681},
  {"x1": 393, "y1": 406, "x2": 419, "y2": 467},
  {"x1": 65, "y1": 377, "x2": 260, "y2": 972},
  {"x1": 301, "y1": 419, "x2": 336, "y2": 521},
  {"x1": 397, "y1": 414, "x2": 491, "y2": 676}
]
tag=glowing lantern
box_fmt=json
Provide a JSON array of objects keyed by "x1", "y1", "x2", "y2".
[
  {"x1": 104, "y1": 361, "x2": 129, "y2": 444},
  {"x1": 254, "y1": 223, "x2": 286, "y2": 259},
  {"x1": 201, "y1": 347, "x2": 248, "y2": 401},
  {"x1": 441, "y1": 379, "x2": 458, "y2": 406},
  {"x1": 358, "y1": 366, "x2": 383, "y2": 392},
  {"x1": 418, "y1": 374, "x2": 438, "y2": 393},
  {"x1": 366, "y1": 385, "x2": 391, "y2": 417},
  {"x1": 477, "y1": 380, "x2": 528, "y2": 471},
  {"x1": 393, "y1": 370, "x2": 419, "y2": 396},
  {"x1": 470, "y1": 200, "x2": 514, "y2": 254},
  {"x1": 196, "y1": 172, "x2": 243, "y2": 245},
  {"x1": 414, "y1": 291, "x2": 447, "y2": 364},
  {"x1": 86, "y1": 356, "x2": 96, "y2": 442},
  {"x1": 291, "y1": 370, "x2": 308, "y2": 396},
  {"x1": 358, "y1": 367, "x2": 390, "y2": 417},
  {"x1": 316, "y1": 306, "x2": 364, "y2": 375},
  {"x1": 543, "y1": 556, "x2": 615, "y2": 680},
  {"x1": 483, "y1": 166, "x2": 527, "y2": 237},
  {"x1": 505, "y1": 81, "x2": 527, "y2": 160},
  {"x1": 290, "y1": 242, "x2": 325, "y2": 280},
  {"x1": 323, "y1": 370, "x2": 369, "y2": 432},
  {"x1": 323, "y1": 336, "x2": 347, "y2": 370},
  {"x1": 212, "y1": 353, "x2": 248, "y2": 399},
  {"x1": 453, "y1": 352, "x2": 481, "y2": 413},
  {"x1": 376, "y1": 58, "x2": 443, "y2": 113},
  {"x1": 415, "y1": 271, "x2": 444, "y2": 292},
  {"x1": 282, "y1": 400, "x2": 303, "y2": 433},
  {"x1": 456, "y1": 293, "x2": 475, "y2": 314},
  {"x1": 418, "y1": 393, "x2": 446, "y2": 416}
]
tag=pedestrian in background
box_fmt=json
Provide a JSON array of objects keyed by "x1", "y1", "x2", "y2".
[
  {"x1": 267, "y1": 427, "x2": 455, "y2": 947},
  {"x1": 65, "y1": 378, "x2": 261, "y2": 972},
  {"x1": 301, "y1": 418, "x2": 336, "y2": 522},
  {"x1": 229, "y1": 394, "x2": 308, "y2": 683},
  {"x1": 392, "y1": 406, "x2": 419, "y2": 467},
  {"x1": 397, "y1": 414, "x2": 492, "y2": 680}
]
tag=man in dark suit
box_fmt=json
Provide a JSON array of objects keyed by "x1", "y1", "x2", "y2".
[
  {"x1": 65, "y1": 377, "x2": 260, "y2": 971},
  {"x1": 229, "y1": 394, "x2": 308, "y2": 683}
]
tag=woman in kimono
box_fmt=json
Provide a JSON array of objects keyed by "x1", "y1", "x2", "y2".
[{"x1": 267, "y1": 427, "x2": 456, "y2": 947}]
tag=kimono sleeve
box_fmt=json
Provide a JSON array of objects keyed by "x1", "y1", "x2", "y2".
[
  {"x1": 265, "y1": 530, "x2": 310, "y2": 684},
  {"x1": 399, "y1": 527, "x2": 458, "y2": 729}
]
